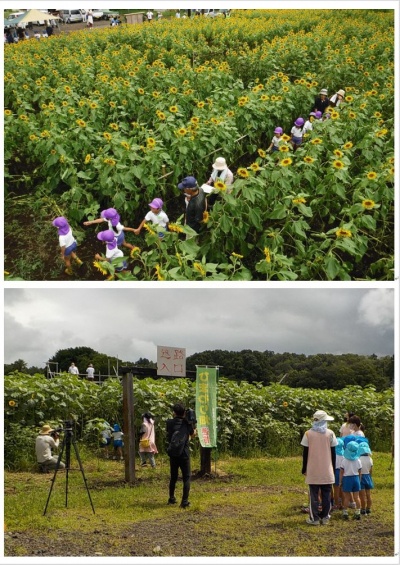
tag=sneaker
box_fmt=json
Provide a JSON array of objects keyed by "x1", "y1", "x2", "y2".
[
  {"x1": 167, "y1": 497, "x2": 176, "y2": 505},
  {"x1": 354, "y1": 513, "x2": 361, "y2": 520},
  {"x1": 342, "y1": 513, "x2": 349, "y2": 521},
  {"x1": 321, "y1": 517, "x2": 330, "y2": 525},
  {"x1": 360, "y1": 509, "x2": 366, "y2": 515},
  {"x1": 180, "y1": 500, "x2": 190, "y2": 509},
  {"x1": 349, "y1": 502, "x2": 356, "y2": 509},
  {"x1": 75, "y1": 257, "x2": 83, "y2": 267},
  {"x1": 366, "y1": 509, "x2": 371, "y2": 515},
  {"x1": 305, "y1": 518, "x2": 320, "y2": 526},
  {"x1": 65, "y1": 267, "x2": 73, "y2": 276},
  {"x1": 141, "y1": 462, "x2": 147, "y2": 467}
]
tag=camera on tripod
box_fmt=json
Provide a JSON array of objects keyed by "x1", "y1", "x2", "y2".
[
  {"x1": 185, "y1": 408, "x2": 197, "y2": 425},
  {"x1": 50, "y1": 420, "x2": 73, "y2": 438}
]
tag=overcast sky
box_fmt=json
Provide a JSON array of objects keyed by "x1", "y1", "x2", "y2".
[{"x1": 3, "y1": 287, "x2": 395, "y2": 368}]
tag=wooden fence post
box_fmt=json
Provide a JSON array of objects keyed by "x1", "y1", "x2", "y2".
[{"x1": 123, "y1": 372, "x2": 136, "y2": 483}]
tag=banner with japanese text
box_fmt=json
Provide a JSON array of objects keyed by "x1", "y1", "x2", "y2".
[{"x1": 195, "y1": 367, "x2": 217, "y2": 448}]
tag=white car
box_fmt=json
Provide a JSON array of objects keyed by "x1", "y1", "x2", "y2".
[
  {"x1": 60, "y1": 9, "x2": 84, "y2": 24},
  {"x1": 82, "y1": 9, "x2": 104, "y2": 20}
]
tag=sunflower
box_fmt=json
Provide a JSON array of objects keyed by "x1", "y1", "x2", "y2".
[
  {"x1": 157, "y1": 112, "x2": 166, "y2": 121},
  {"x1": 333, "y1": 160, "x2": 345, "y2": 169},
  {"x1": 137, "y1": 88, "x2": 145, "y2": 95},
  {"x1": 130, "y1": 247, "x2": 141, "y2": 258},
  {"x1": 366, "y1": 171, "x2": 377, "y2": 180},
  {"x1": 231, "y1": 252, "x2": 243, "y2": 259},
  {"x1": 258, "y1": 149, "x2": 267, "y2": 158},
  {"x1": 143, "y1": 223, "x2": 156, "y2": 235},
  {"x1": 89, "y1": 102, "x2": 98, "y2": 109},
  {"x1": 197, "y1": 101, "x2": 205, "y2": 109},
  {"x1": 362, "y1": 199, "x2": 375, "y2": 210},
  {"x1": 348, "y1": 112, "x2": 357, "y2": 119},
  {"x1": 103, "y1": 158, "x2": 116, "y2": 166},
  {"x1": 84, "y1": 154, "x2": 91, "y2": 164},
  {"x1": 8, "y1": 400, "x2": 16, "y2": 407},
  {"x1": 155, "y1": 265, "x2": 165, "y2": 281},
  {"x1": 76, "y1": 119, "x2": 86, "y2": 128},
  {"x1": 40, "y1": 130, "x2": 51, "y2": 138},
  {"x1": 202, "y1": 211, "x2": 210, "y2": 224},
  {"x1": 311, "y1": 138, "x2": 322, "y2": 145},
  {"x1": 249, "y1": 162, "x2": 261, "y2": 172},
  {"x1": 374, "y1": 111, "x2": 382, "y2": 118},
  {"x1": 304, "y1": 156, "x2": 314, "y2": 164},
  {"x1": 345, "y1": 95, "x2": 353, "y2": 102},
  {"x1": 169, "y1": 105, "x2": 178, "y2": 113},
  {"x1": 335, "y1": 228, "x2": 352, "y2": 238},
  {"x1": 190, "y1": 116, "x2": 200, "y2": 124},
  {"x1": 330, "y1": 111, "x2": 340, "y2": 120},
  {"x1": 168, "y1": 223, "x2": 184, "y2": 233},
  {"x1": 109, "y1": 101, "x2": 116, "y2": 108},
  {"x1": 279, "y1": 145, "x2": 290, "y2": 152},
  {"x1": 176, "y1": 128, "x2": 187, "y2": 136},
  {"x1": 260, "y1": 94, "x2": 269, "y2": 101},
  {"x1": 146, "y1": 137, "x2": 156, "y2": 148},
  {"x1": 103, "y1": 132, "x2": 112, "y2": 141},
  {"x1": 237, "y1": 168, "x2": 249, "y2": 178},
  {"x1": 292, "y1": 197, "x2": 306, "y2": 205},
  {"x1": 109, "y1": 123, "x2": 119, "y2": 131},
  {"x1": 343, "y1": 142, "x2": 353, "y2": 150},
  {"x1": 68, "y1": 108, "x2": 75, "y2": 114},
  {"x1": 333, "y1": 149, "x2": 343, "y2": 158},
  {"x1": 93, "y1": 261, "x2": 108, "y2": 275},
  {"x1": 194, "y1": 262, "x2": 206, "y2": 277},
  {"x1": 280, "y1": 158, "x2": 292, "y2": 167},
  {"x1": 4, "y1": 109, "x2": 12, "y2": 116},
  {"x1": 263, "y1": 247, "x2": 271, "y2": 263},
  {"x1": 282, "y1": 402, "x2": 288, "y2": 408},
  {"x1": 169, "y1": 86, "x2": 178, "y2": 94}
]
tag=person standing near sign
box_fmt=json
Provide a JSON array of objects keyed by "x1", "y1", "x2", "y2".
[
  {"x1": 139, "y1": 412, "x2": 158, "y2": 468},
  {"x1": 166, "y1": 403, "x2": 196, "y2": 508}
]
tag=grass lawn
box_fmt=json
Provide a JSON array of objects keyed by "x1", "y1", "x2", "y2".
[{"x1": 4, "y1": 452, "x2": 395, "y2": 558}]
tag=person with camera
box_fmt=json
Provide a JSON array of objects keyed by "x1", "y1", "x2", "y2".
[
  {"x1": 166, "y1": 403, "x2": 196, "y2": 508},
  {"x1": 35, "y1": 424, "x2": 65, "y2": 472}
]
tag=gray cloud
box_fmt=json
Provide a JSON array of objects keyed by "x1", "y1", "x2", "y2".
[{"x1": 3, "y1": 288, "x2": 395, "y2": 368}]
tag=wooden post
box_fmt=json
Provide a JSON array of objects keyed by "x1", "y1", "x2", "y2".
[
  {"x1": 122, "y1": 372, "x2": 136, "y2": 483},
  {"x1": 200, "y1": 446, "x2": 212, "y2": 476}
]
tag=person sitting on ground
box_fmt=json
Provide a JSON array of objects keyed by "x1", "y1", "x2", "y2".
[{"x1": 35, "y1": 424, "x2": 65, "y2": 471}]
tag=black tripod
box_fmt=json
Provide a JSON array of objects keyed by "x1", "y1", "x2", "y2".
[{"x1": 43, "y1": 421, "x2": 95, "y2": 515}]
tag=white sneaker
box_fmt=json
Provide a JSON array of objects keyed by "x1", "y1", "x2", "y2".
[
  {"x1": 349, "y1": 502, "x2": 356, "y2": 509},
  {"x1": 321, "y1": 517, "x2": 330, "y2": 525}
]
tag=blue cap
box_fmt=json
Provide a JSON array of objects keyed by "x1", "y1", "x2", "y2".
[{"x1": 178, "y1": 176, "x2": 197, "y2": 190}]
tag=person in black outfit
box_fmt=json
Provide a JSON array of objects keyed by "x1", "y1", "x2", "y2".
[
  {"x1": 311, "y1": 88, "x2": 330, "y2": 114},
  {"x1": 177, "y1": 176, "x2": 207, "y2": 234},
  {"x1": 166, "y1": 402, "x2": 196, "y2": 508}
]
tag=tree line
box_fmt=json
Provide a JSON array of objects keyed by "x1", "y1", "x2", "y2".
[{"x1": 4, "y1": 347, "x2": 394, "y2": 391}]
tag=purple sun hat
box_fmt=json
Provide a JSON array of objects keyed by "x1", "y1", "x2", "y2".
[
  {"x1": 315, "y1": 111, "x2": 322, "y2": 119},
  {"x1": 52, "y1": 216, "x2": 70, "y2": 236},
  {"x1": 294, "y1": 117, "x2": 305, "y2": 127},
  {"x1": 97, "y1": 229, "x2": 117, "y2": 250},
  {"x1": 149, "y1": 198, "x2": 163, "y2": 209},
  {"x1": 101, "y1": 208, "x2": 120, "y2": 227}
]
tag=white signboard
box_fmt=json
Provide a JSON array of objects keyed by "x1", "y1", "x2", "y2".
[{"x1": 157, "y1": 346, "x2": 186, "y2": 377}]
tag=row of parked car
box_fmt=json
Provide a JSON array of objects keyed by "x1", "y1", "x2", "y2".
[{"x1": 6, "y1": 9, "x2": 119, "y2": 27}]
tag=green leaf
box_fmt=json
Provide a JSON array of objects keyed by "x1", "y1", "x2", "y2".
[
  {"x1": 324, "y1": 256, "x2": 340, "y2": 280},
  {"x1": 268, "y1": 204, "x2": 287, "y2": 220}
]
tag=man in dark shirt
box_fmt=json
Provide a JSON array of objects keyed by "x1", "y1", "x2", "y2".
[
  {"x1": 166, "y1": 403, "x2": 196, "y2": 508},
  {"x1": 177, "y1": 176, "x2": 206, "y2": 234},
  {"x1": 312, "y1": 88, "x2": 330, "y2": 114}
]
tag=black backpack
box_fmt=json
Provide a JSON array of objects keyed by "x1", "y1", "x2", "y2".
[{"x1": 167, "y1": 422, "x2": 188, "y2": 457}]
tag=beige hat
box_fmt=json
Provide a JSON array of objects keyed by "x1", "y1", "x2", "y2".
[
  {"x1": 337, "y1": 89, "x2": 345, "y2": 97},
  {"x1": 313, "y1": 410, "x2": 334, "y2": 422},
  {"x1": 39, "y1": 424, "x2": 54, "y2": 435},
  {"x1": 320, "y1": 88, "x2": 328, "y2": 95},
  {"x1": 212, "y1": 157, "x2": 228, "y2": 170}
]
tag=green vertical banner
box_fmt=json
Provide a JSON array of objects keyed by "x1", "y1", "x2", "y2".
[{"x1": 195, "y1": 367, "x2": 217, "y2": 448}]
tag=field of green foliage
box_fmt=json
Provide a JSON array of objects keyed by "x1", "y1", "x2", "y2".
[
  {"x1": 5, "y1": 373, "x2": 394, "y2": 470},
  {"x1": 4, "y1": 9, "x2": 394, "y2": 280}
]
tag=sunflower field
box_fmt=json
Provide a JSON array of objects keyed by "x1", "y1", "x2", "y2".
[{"x1": 4, "y1": 9, "x2": 395, "y2": 281}]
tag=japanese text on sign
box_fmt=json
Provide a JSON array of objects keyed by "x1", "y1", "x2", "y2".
[{"x1": 157, "y1": 346, "x2": 186, "y2": 377}]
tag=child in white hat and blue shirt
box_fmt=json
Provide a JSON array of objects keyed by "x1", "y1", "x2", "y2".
[{"x1": 339, "y1": 440, "x2": 362, "y2": 520}]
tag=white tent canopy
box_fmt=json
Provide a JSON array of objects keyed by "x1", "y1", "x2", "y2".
[{"x1": 5, "y1": 9, "x2": 60, "y2": 26}]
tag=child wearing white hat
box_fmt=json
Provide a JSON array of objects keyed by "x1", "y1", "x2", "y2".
[
  {"x1": 330, "y1": 89, "x2": 346, "y2": 107},
  {"x1": 358, "y1": 441, "x2": 374, "y2": 515}
]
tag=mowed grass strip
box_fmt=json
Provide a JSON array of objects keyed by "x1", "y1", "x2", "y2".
[{"x1": 4, "y1": 453, "x2": 394, "y2": 557}]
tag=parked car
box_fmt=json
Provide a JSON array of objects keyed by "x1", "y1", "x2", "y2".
[
  {"x1": 82, "y1": 9, "x2": 104, "y2": 20},
  {"x1": 101, "y1": 9, "x2": 120, "y2": 20},
  {"x1": 59, "y1": 9, "x2": 84, "y2": 24},
  {"x1": 6, "y1": 12, "x2": 27, "y2": 29}
]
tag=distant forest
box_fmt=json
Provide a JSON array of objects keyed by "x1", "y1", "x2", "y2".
[{"x1": 5, "y1": 347, "x2": 394, "y2": 391}]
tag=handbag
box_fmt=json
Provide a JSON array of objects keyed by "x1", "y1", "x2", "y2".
[{"x1": 139, "y1": 438, "x2": 150, "y2": 449}]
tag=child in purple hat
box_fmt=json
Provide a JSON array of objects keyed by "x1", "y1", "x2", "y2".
[
  {"x1": 133, "y1": 198, "x2": 169, "y2": 239},
  {"x1": 95, "y1": 229, "x2": 128, "y2": 275},
  {"x1": 267, "y1": 126, "x2": 284, "y2": 153},
  {"x1": 290, "y1": 117, "x2": 304, "y2": 151},
  {"x1": 84, "y1": 208, "x2": 135, "y2": 251},
  {"x1": 52, "y1": 216, "x2": 83, "y2": 276}
]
